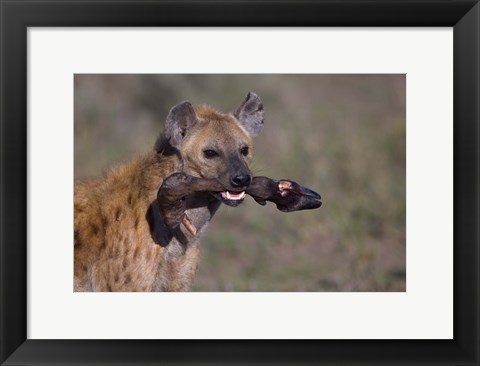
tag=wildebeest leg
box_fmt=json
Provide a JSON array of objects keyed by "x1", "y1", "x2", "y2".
[
  {"x1": 158, "y1": 173, "x2": 322, "y2": 234},
  {"x1": 246, "y1": 176, "x2": 322, "y2": 212}
]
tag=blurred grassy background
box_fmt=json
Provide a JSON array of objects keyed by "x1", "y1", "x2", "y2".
[{"x1": 74, "y1": 74, "x2": 406, "y2": 292}]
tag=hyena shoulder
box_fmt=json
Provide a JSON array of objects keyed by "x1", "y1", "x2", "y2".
[{"x1": 74, "y1": 153, "x2": 183, "y2": 291}]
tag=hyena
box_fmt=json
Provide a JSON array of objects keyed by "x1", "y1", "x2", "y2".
[{"x1": 74, "y1": 93, "x2": 265, "y2": 291}]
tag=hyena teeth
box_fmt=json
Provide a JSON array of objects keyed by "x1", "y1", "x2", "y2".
[{"x1": 221, "y1": 191, "x2": 246, "y2": 200}]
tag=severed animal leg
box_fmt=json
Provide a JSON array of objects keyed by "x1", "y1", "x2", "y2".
[
  {"x1": 246, "y1": 176, "x2": 322, "y2": 212},
  {"x1": 157, "y1": 173, "x2": 322, "y2": 234}
]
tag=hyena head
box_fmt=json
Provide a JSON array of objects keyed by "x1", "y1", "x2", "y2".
[{"x1": 162, "y1": 92, "x2": 264, "y2": 207}]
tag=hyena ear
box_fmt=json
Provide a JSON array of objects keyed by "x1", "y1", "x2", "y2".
[
  {"x1": 233, "y1": 92, "x2": 264, "y2": 138},
  {"x1": 164, "y1": 101, "x2": 198, "y2": 148}
]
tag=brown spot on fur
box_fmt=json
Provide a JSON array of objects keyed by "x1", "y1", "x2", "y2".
[
  {"x1": 115, "y1": 207, "x2": 121, "y2": 221},
  {"x1": 125, "y1": 274, "x2": 131, "y2": 285},
  {"x1": 74, "y1": 230, "x2": 80, "y2": 247},
  {"x1": 91, "y1": 224, "x2": 99, "y2": 235},
  {"x1": 101, "y1": 215, "x2": 108, "y2": 229},
  {"x1": 114, "y1": 274, "x2": 119, "y2": 283},
  {"x1": 127, "y1": 194, "x2": 133, "y2": 205}
]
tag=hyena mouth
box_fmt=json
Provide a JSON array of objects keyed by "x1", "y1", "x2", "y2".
[{"x1": 213, "y1": 191, "x2": 246, "y2": 207}]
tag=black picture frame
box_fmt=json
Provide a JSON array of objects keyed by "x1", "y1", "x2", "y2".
[{"x1": 1, "y1": 1, "x2": 479, "y2": 365}]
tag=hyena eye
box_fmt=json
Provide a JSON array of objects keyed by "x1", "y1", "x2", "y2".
[
  {"x1": 241, "y1": 146, "x2": 249, "y2": 156},
  {"x1": 203, "y1": 149, "x2": 219, "y2": 158}
]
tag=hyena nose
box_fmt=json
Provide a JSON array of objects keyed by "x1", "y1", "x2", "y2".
[{"x1": 231, "y1": 174, "x2": 252, "y2": 188}]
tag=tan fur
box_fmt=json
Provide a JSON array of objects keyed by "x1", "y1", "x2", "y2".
[{"x1": 74, "y1": 104, "x2": 255, "y2": 292}]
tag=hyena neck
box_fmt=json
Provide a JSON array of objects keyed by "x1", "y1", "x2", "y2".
[
  {"x1": 137, "y1": 151, "x2": 180, "y2": 198},
  {"x1": 137, "y1": 150, "x2": 220, "y2": 245}
]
